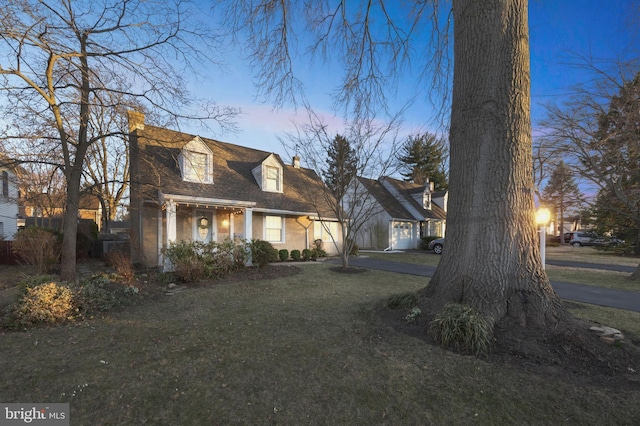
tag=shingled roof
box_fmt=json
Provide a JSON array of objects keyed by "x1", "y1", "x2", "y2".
[
  {"x1": 359, "y1": 176, "x2": 446, "y2": 221},
  {"x1": 131, "y1": 124, "x2": 336, "y2": 217}
]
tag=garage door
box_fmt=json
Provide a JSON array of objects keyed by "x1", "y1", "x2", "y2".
[{"x1": 392, "y1": 222, "x2": 413, "y2": 250}]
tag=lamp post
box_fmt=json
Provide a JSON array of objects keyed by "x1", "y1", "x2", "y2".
[{"x1": 536, "y1": 207, "x2": 551, "y2": 269}]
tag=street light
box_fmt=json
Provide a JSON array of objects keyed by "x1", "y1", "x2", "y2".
[{"x1": 536, "y1": 207, "x2": 551, "y2": 269}]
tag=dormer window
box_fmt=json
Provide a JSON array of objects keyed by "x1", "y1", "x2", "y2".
[
  {"x1": 423, "y1": 192, "x2": 431, "y2": 210},
  {"x1": 266, "y1": 166, "x2": 280, "y2": 191},
  {"x1": 252, "y1": 154, "x2": 283, "y2": 193},
  {"x1": 180, "y1": 137, "x2": 213, "y2": 184}
]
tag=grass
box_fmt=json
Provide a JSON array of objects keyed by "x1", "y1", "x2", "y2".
[
  {"x1": 545, "y1": 245, "x2": 640, "y2": 267},
  {"x1": 1, "y1": 264, "x2": 639, "y2": 424},
  {"x1": 362, "y1": 251, "x2": 441, "y2": 266},
  {"x1": 565, "y1": 301, "x2": 640, "y2": 337},
  {"x1": 546, "y1": 265, "x2": 640, "y2": 292},
  {"x1": 363, "y1": 248, "x2": 640, "y2": 292}
]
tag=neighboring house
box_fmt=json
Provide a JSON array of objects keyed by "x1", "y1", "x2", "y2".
[
  {"x1": 127, "y1": 111, "x2": 342, "y2": 269},
  {"x1": 20, "y1": 192, "x2": 102, "y2": 230},
  {"x1": 0, "y1": 160, "x2": 20, "y2": 240},
  {"x1": 354, "y1": 176, "x2": 447, "y2": 250}
]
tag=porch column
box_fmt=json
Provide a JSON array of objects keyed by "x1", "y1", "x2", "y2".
[
  {"x1": 244, "y1": 208, "x2": 253, "y2": 266},
  {"x1": 166, "y1": 199, "x2": 177, "y2": 243},
  {"x1": 163, "y1": 199, "x2": 177, "y2": 272}
]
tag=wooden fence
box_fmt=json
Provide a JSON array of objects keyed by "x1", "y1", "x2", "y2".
[{"x1": 0, "y1": 240, "x2": 18, "y2": 265}]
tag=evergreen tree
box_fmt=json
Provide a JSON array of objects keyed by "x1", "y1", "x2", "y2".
[
  {"x1": 542, "y1": 161, "x2": 583, "y2": 244},
  {"x1": 397, "y1": 133, "x2": 448, "y2": 190},
  {"x1": 592, "y1": 72, "x2": 640, "y2": 253},
  {"x1": 323, "y1": 134, "x2": 357, "y2": 200}
]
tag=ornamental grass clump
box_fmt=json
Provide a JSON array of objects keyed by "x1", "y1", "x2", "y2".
[
  {"x1": 429, "y1": 303, "x2": 492, "y2": 357},
  {"x1": 386, "y1": 292, "x2": 419, "y2": 310}
]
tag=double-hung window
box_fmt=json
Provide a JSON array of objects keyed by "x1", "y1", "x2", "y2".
[
  {"x1": 265, "y1": 166, "x2": 280, "y2": 192},
  {"x1": 265, "y1": 215, "x2": 283, "y2": 243},
  {"x1": 183, "y1": 150, "x2": 211, "y2": 183},
  {"x1": 314, "y1": 221, "x2": 339, "y2": 243}
]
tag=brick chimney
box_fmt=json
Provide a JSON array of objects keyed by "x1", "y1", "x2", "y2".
[
  {"x1": 292, "y1": 155, "x2": 301, "y2": 168},
  {"x1": 127, "y1": 110, "x2": 145, "y2": 132}
]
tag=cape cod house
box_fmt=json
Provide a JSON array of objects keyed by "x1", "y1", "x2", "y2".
[
  {"x1": 128, "y1": 111, "x2": 342, "y2": 269},
  {"x1": 354, "y1": 176, "x2": 447, "y2": 250}
]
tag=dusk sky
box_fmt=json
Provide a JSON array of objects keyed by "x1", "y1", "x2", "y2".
[{"x1": 187, "y1": 1, "x2": 638, "y2": 163}]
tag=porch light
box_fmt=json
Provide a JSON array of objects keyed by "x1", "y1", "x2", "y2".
[
  {"x1": 535, "y1": 207, "x2": 550, "y2": 226},
  {"x1": 222, "y1": 219, "x2": 229, "y2": 228},
  {"x1": 535, "y1": 207, "x2": 550, "y2": 269}
]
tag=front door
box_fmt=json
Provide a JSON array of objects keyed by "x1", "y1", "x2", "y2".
[{"x1": 194, "y1": 210, "x2": 217, "y2": 243}]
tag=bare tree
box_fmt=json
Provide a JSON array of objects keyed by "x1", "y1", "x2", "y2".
[
  {"x1": 281, "y1": 108, "x2": 401, "y2": 268},
  {"x1": 0, "y1": 0, "x2": 238, "y2": 280},
  {"x1": 83, "y1": 99, "x2": 135, "y2": 232},
  {"x1": 541, "y1": 63, "x2": 640, "y2": 275}
]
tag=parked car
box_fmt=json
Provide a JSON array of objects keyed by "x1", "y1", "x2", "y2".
[
  {"x1": 551, "y1": 231, "x2": 624, "y2": 247},
  {"x1": 428, "y1": 238, "x2": 445, "y2": 254}
]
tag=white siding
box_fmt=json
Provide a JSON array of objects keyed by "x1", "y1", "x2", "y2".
[{"x1": 0, "y1": 169, "x2": 19, "y2": 240}]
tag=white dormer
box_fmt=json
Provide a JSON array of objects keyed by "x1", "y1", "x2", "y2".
[
  {"x1": 422, "y1": 181, "x2": 434, "y2": 210},
  {"x1": 252, "y1": 154, "x2": 283, "y2": 193},
  {"x1": 179, "y1": 137, "x2": 213, "y2": 184}
]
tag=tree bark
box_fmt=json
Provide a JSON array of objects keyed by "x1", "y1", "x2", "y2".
[{"x1": 423, "y1": 0, "x2": 566, "y2": 328}]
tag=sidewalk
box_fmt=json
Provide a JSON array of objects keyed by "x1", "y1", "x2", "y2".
[{"x1": 338, "y1": 256, "x2": 640, "y2": 313}]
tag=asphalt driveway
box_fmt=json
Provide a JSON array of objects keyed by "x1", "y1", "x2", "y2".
[{"x1": 340, "y1": 256, "x2": 640, "y2": 313}]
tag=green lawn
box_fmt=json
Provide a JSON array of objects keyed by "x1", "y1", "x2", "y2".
[
  {"x1": 1, "y1": 264, "x2": 639, "y2": 424},
  {"x1": 362, "y1": 248, "x2": 640, "y2": 292}
]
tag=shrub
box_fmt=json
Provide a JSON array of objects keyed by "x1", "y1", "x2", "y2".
[
  {"x1": 386, "y1": 292, "x2": 419, "y2": 310},
  {"x1": 105, "y1": 248, "x2": 135, "y2": 284},
  {"x1": 163, "y1": 239, "x2": 250, "y2": 282},
  {"x1": 302, "y1": 248, "x2": 313, "y2": 261},
  {"x1": 11, "y1": 282, "x2": 76, "y2": 327},
  {"x1": 162, "y1": 240, "x2": 207, "y2": 282},
  {"x1": 420, "y1": 236, "x2": 440, "y2": 250},
  {"x1": 405, "y1": 307, "x2": 422, "y2": 323},
  {"x1": 349, "y1": 242, "x2": 359, "y2": 256},
  {"x1": 312, "y1": 239, "x2": 328, "y2": 258},
  {"x1": 70, "y1": 274, "x2": 118, "y2": 315},
  {"x1": 278, "y1": 249, "x2": 289, "y2": 262},
  {"x1": 201, "y1": 239, "x2": 246, "y2": 278},
  {"x1": 290, "y1": 249, "x2": 301, "y2": 261},
  {"x1": 429, "y1": 303, "x2": 492, "y2": 357},
  {"x1": 12, "y1": 227, "x2": 61, "y2": 274},
  {"x1": 250, "y1": 239, "x2": 278, "y2": 267}
]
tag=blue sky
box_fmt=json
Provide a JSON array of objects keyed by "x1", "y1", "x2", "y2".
[{"x1": 186, "y1": 1, "x2": 637, "y2": 162}]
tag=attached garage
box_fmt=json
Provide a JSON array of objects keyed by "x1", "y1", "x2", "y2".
[{"x1": 391, "y1": 221, "x2": 414, "y2": 250}]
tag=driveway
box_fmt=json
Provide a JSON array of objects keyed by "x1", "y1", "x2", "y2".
[{"x1": 340, "y1": 256, "x2": 640, "y2": 313}]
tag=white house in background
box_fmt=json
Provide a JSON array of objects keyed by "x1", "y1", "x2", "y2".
[
  {"x1": 353, "y1": 176, "x2": 447, "y2": 250},
  {"x1": 0, "y1": 160, "x2": 20, "y2": 240}
]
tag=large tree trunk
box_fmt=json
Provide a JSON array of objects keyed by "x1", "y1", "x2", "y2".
[
  {"x1": 60, "y1": 167, "x2": 82, "y2": 281},
  {"x1": 423, "y1": 0, "x2": 566, "y2": 328}
]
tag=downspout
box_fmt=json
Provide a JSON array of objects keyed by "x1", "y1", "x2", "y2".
[{"x1": 296, "y1": 217, "x2": 312, "y2": 250}]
